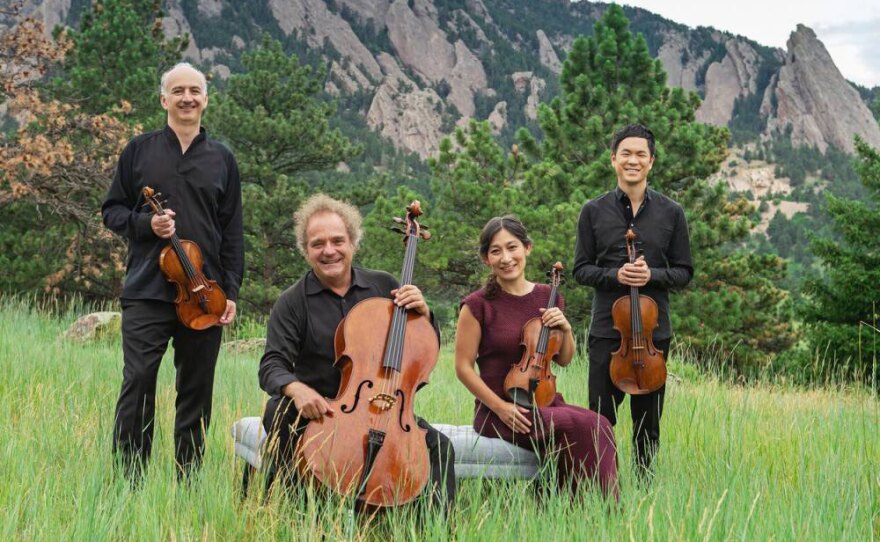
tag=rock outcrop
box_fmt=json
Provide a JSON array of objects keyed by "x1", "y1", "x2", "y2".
[
  {"x1": 696, "y1": 40, "x2": 760, "y2": 126},
  {"x1": 512, "y1": 72, "x2": 545, "y2": 121},
  {"x1": 488, "y1": 101, "x2": 507, "y2": 134},
  {"x1": 63, "y1": 312, "x2": 121, "y2": 342},
  {"x1": 537, "y1": 30, "x2": 562, "y2": 74},
  {"x1": 268, "y1": 0, "x2": 382, "y2": 85},
  {"x1": 367, "y1": 53, "x2": 446, "y2": 158},
  {"x1": 656, "y1": 30, "x2": 705, "y2": 92},
  {"x1": 762, "y1": 25, "x2": 880, "y2": 153},
  {"x1": 385, "y1": 0, "x2": 487, "y2": 117}
]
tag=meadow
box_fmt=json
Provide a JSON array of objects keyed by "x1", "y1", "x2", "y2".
[{"x1": 0, "y1": 297, "x2": 877, "y2": 541}]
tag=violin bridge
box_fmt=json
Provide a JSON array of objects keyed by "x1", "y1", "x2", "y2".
[{"x1": 369, "y1": 393, "x2": 397, "y2": 411}]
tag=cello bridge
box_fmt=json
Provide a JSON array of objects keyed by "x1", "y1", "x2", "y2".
[{"x1": 369, "y1": 393, "x2": 396, "y2": 411}]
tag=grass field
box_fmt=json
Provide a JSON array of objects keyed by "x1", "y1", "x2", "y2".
[{"x1": 0, "y1": 298, "x2": 877, "y2": 541}]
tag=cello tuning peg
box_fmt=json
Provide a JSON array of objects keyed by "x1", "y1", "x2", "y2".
[
  {"x1": 389, "y1": 226, "x2": 406, "y2": 235},
  {"x1": 419, "y1": 230, "x2": 432, "y2": 240},
  {"x1": 392, "y1": 217, "x2": 406, "y2": 224},
  {"x1": 419, "y1": 223, "x2": 429, "y2": 230}
]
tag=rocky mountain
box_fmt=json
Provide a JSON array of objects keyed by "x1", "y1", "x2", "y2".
[{"x1": 17, "y1": 0, "x2": 880, "y2": 159}]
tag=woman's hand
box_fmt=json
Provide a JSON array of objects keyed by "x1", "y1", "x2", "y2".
[
  {"x1": 491, "y1": 400, "x2": 532, "y2": 434},
  {"x1": 539, "y1": 307, "x2": 571, "y2": 332}
]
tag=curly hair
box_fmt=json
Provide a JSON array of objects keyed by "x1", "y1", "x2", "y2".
[{"x1": 294, "y1": 193, "x2": 363, "y2": 256}]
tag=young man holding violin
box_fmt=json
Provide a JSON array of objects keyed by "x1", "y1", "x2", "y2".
[
  {"x1": 102, "y1": 63, "x2": 243, "y2": 481},
  {"x1": 573, "y1": 123, "x2": 693, "y2": 481},
  {"x1": 258, "y1": 193, "x2": 455, "y2": 511}
]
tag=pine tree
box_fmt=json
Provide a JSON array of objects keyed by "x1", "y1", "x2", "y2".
[
  {"x1": 361, "y1": 120, "x2": 525, "y2": 325},
  {"x1": 802, "y1": 137, "x2": 880, "y2": 384},
  {"x1": 411, "y1": 4, "x2": 795, "y2": 365},
  {"x1": 51, "y1": 0, "x2": 187, "y2": 126},
  {"x1": 207, "y1": 35, "x2": 361, "y2": 314}
]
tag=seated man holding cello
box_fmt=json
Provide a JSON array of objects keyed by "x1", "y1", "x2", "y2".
[
  {"x1": 258, "y1": 194, "x2": 455, "y2": 512},
  {"x1": 573, "y1": 123, "x2": 693, "y2": 481}
]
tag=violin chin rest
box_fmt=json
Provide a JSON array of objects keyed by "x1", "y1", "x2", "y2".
[{"x1": 188, "y1": 314, "x2": 220, "y2": 330}]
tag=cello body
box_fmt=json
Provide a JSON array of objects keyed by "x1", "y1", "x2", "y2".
[
  {"x1": 296, "y1": 298, "x2": 438, "y2": 507},
  {"x1": 295, "y1": 201, "x2": 438, "y2": 509}
]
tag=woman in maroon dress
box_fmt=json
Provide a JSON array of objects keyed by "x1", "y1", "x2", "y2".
[{"x1": 454, "y1": 216, "x2": 618, "y2": 498}]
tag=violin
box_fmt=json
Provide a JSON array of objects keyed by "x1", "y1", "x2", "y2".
[
  {"x1": 609, "y1": 228, "x2": 666, "y2": 394},
  {"x1": 503, "y1": 262, "x2": 564, "y2": 408},
  {"x1": 296, "y1": 201, "x2": 438, "y2": 508},
  {"x1": 142, "y1": 186, "x2": 227, "y2": 330}
]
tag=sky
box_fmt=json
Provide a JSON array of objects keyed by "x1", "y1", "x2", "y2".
[{"x1": 617, "y1": 0, "x2": 880, "y2": 88}]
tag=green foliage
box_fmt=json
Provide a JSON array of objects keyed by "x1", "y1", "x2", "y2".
[
  {"x1": 361, "y1": 120, "x2": 525, "y2": 324},
  {"x1": 407, "y1": 5, "x2": 795, "y2": 366},
  {"x1": 51, "y1": 0, "x2": 188, "y2": 126},
  {"x1": 802, "y1": 137, "x2": 880, "y2": 384},
  {"x1": 207, "y1": 35, "x2": 362, "y2": 314}
]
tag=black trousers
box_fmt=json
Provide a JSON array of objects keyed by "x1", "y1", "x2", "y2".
[
  {"x1": 261, "y1": 395, "x2": 456, "y2": 511},
  {"x1": 588, "y1": 335, "x2": 671, "y2": 477},
  {"x1": 113, "y1": 299, "x2": 222, "y2": 478}
]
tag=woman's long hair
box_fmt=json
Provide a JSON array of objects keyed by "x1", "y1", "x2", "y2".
[{"x1": 478, "y1": 216, "x2": 532, "y2": 299}]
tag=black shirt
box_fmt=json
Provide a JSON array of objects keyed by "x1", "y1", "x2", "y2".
[
  {"x1": 102, "y1": 126, "x2": 244, "y2": 302},
  {"x1": 259, "y1": 267, "x2": 440, "y2": 398},
  {"x1": 573, "y1": 187, "x2": 693, "y2": 339}
]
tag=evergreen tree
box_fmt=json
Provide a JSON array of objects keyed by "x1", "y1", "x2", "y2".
[
  {"x1": 51, "y1": 0, "x2": 187, "y2": 126},
  {"x1": 207, "y1": 35, "x2": 361, "y2": 314},
  {"x1": 412, "y1": 4, "x2": 794, "y2": 365},
  {"x1": 802, "y1": 137, "x2": 880, "y2": 384},
  {"x1": 361, "y1": 120, "x2": 524, "y2": 326}
]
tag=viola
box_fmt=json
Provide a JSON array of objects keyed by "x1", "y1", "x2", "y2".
[
  {"x1": 609, "y1": 228, "x2": 666, "y2": 394},
  {"x1": 503, "y1": 262, "x2": 564, "y2": 408},
  {"x1": 142, "y1": 186, "x2": 227, "y2": 330},
  {"x1": 296, "y1": 201, "x2": 438, "y2": 508}
]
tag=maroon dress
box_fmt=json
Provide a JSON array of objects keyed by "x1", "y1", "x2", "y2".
[{"x1": 462, "y1": 285, "x2": 618, "y2": 497}]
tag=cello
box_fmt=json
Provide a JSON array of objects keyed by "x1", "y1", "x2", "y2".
[
  {"x1": 142, "y1": 186, "x2": 227, "y2": 330},
  {"x1": 609, "y1": 228, "x2": 666, "y2": 394},
  {"x1": 503, "y1": 262, "x2": 563, "y2": 408},
  {"x1": 296, "y1": 201, "x2": 438, "y2": 508}
]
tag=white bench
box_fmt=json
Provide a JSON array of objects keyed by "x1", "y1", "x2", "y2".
[{"x1": 231, "y1": 417, "x2": 539, "y2": 492}]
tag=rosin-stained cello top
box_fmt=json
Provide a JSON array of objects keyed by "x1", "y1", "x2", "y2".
[{"x1": 295, "y1": 201, "x2": 438, "y2": 508}]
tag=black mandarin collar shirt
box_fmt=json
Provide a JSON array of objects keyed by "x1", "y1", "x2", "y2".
[
  {"x1": 259, "y1": 267, "x2": 440, "y2": 398},
  {"x1": 102, "y1": 125, "x2": 244, "y2": 302},
  {"x1": 573, "y1": 186, "x2": 693, "y2": 340}
]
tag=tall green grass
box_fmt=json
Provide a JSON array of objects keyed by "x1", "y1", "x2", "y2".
[{"x1": 0, "y1": 297, "x2": 877, "y2": 540}]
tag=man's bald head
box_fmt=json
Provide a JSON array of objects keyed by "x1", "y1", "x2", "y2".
[{"x1": 159, "y1": 62, "x2": 207, "y2": 97}]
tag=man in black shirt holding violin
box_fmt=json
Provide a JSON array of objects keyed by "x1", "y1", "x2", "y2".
[
  {"x1": 258, "y1": 193, "x2": 455, "y2": 512},
  {"x1": 573, "y1": 124, "x2": 693, "y2": 481},
  {"x1": 102, "y1": 62, "x2": 244, "y2": 481}
]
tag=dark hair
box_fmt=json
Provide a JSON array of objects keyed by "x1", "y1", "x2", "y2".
[
  {"x1": 478, "y1": 216, "x2": 532, "y2": 299},
  {"x1": 610, "y1": 123, "x2": 656, "y2": 157}
]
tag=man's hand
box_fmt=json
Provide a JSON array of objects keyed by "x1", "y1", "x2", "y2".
[
  {"x1": 282, "y1": 381, "x2": 334, "y2": 421},
  {"x1": 219, "y1": 300, "x2": 236, "y2": 325},
  {"x1": 617, "y1": 256, "x2": 651, "y2": 287},
  {"x1": 391, "y1": 284, "x2": 430, "y2": 317},
  {"x1": 151, "y1": 209, "x2": 176, "y2": 239}
]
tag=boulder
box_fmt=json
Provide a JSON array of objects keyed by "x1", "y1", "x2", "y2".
[{"x1": 64, "y1": 312, "x2": 121, "y2": 342}]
